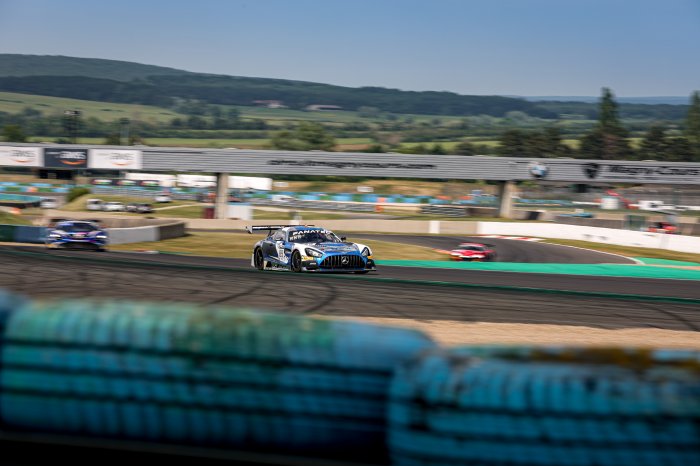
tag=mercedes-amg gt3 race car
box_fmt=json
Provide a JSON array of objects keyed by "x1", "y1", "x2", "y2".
[
  {"x1": 45, "y1": 220, "x2": 108, "y2": 251},
  {"x1": 246, "y1": 225, "x2": 376, "y2": 273}
]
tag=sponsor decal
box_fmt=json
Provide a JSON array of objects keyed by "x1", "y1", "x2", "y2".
[
  {"x1": 581, "y1": 163, "x2": 700, "y2": 181},
  {"x1": 89, "y1": 149, "x2": 142, "y2": 170},
  {"x1": 0, "y1": 146, "x2": 43, "y2": 167},
  {"x1": 527, "y1": 161, "x2": 549, "y2": 179},
  {"x1": 268, "y1": 159, "x2": 436, "y2": 170},
  {"x1": 583, "y1": 163, "x2": 601, "y2": 179},
  {"x1": 44, "y1": 148, "x2": 88, "y2": 168}
]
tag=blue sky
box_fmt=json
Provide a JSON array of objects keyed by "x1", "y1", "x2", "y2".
[{"x1": 1, "y1": 0, "x2": 699, "y2": 96}]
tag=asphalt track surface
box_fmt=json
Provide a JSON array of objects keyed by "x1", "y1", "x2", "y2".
[
  {"x1": 347, "y1": 234, "x2": 636, "y2": 264},
  {"x1": 1, "y1": 246, "x2": 699, "y2": 333}
]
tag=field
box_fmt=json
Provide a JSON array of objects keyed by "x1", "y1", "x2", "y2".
[
  {"x1": 28, "y1": 136, "x2": 374, "y2": 150},
  {"x1": 0, "y1": 92, "x2": 181, "y2": 123}
]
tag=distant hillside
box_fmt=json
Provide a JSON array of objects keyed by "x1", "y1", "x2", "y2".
[
  {"x1": 523, "y1": 95, "x2": 690, "y2": 105},
  {"x1": 0, "y1": 54, "x2": 556, "y2": 118},
  {"x1": 0, "y1": 54, "x2": 194, "y2": 81},
  {"x1": 0, "y1": 55, "x2": 691, "y2": 120}
]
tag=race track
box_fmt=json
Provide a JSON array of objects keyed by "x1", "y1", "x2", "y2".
[
  {"x1": 348, "y1": 234, "x2": 636, "y2": 264},
  {"x1": 1, "y1": 246, "x2": 698, "y2": 333}
]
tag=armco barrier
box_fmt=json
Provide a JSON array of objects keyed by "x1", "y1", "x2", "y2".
[
  {"x1": 0, "y1": 296, "x2": 435, "y2": 462},
  {"x1": 11, "y1": 226, "x2": 45, "y2": 244},
  {"x1": 0, "y1": 225, "x2": 16, "y2": 242},
  {"x1": 389, "y1": 346, "x2": 700, "y2": 466}
]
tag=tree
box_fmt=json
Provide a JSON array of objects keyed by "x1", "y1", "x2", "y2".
[
  {"x1": 103, "y1": 133, "x2": 121, "y2": 145},
  {"x1": 685, "y1": 91, "x2": 700, "y2": 159},
  {"x1": 270, "y1": 122, "x2": 336, "y2": 151},
  {"x1": 498, "y1": 129, "x2": 527, "y2": 156},
  {"x1": 638, "y1": 124, "x2": 670, "y2": 160},
  {"x1": 429, "y1": 143, "x2": 447, "y2": 155},
  {"x1": 578, "y1": 88, "x2": 632, "y2": 159},
  {"x1": 598, "y1": 87, "x2": 627, "y2": 137},
  {"x1": 452, "y1": 141, "x2": 476, "y2": 156},
  {"x1": 1, "y1": 124, "x2": 26, "y2": 142}
]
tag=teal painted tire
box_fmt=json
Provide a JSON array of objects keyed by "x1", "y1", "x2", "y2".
[
  {"x1": 1, "y1": 299, "x2": 435, "y2": 460},
  {"x1": 389, "y1": 346, "x2": 700, "y2": 466}
]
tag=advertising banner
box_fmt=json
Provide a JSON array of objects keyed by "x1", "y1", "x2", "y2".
[
  {"x1": 0, "y1": 146, "x2": 43, "y2": 167},
  {"x1": 43, "y1": 148, "x2": 88, "y2": 169},
  {"x1": 88, "y1": 149, "x2": 142, "y2": 170}
]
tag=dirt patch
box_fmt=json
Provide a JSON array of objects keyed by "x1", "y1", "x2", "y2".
[{"x1": 329, "y1": 317, "x2": 700, "y2": 349}]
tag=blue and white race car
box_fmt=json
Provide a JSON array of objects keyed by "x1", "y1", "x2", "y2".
[
  {"x1": 46, "y1": 220, "x2": 108, "y2": 251},
  {"x1": 246, "y1": 225, "x2": 376, "y2": 273}
]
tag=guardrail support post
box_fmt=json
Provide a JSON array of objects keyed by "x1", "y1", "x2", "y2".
[
  {"x1": 215, "y1": 172, "x2": 229, "y2": 219},
  {"x1": 497, "y1": 180, "x2": 515, "y2": 218}
]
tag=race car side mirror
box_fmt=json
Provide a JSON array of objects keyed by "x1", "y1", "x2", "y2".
[{"x1": 341, "y1": 236, "x2": 347, "y2": 241}]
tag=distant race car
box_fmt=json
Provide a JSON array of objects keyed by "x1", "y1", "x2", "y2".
[
  {"x1": 449, "y1": 242, "x2": 496, "y2": 261},
  {"x1": 648, "y1": 222, "x2": 678, "y2": 234},
  {"x1": 246, "y1": 225, "x2": 376, "y2": 273},
  {"x1": 45, "y1": 220, "x2": 108, "y2": 251}
]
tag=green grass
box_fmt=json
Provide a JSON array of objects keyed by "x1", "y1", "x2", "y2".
[
  {"x1": 543, "y1": 238, "x2": 700, "y2": 263},
  {"x1": 28, "y1": 136, "x2": 373, "y2": 149},
  {"x1": 109, "y1": 231, "x2": 446, "y2": 260},
  {"x1": 61, "y1": 194, "x2": 193, "y2": 212},
  {"x1": 0, "y1": 211, "x2": 33, "y2": 225},
  {"x1": 0, "y1": 91, "x2": 182, "y2": 123},
  {"x1": 253, "y1": 209, "x2": 350, "y2": 220}
]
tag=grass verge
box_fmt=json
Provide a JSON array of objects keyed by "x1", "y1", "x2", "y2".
[
  {"x1": 0, "y1": 211, "x2": 33, "y2": 225},
  {"x1": 543, "y1": 238, "x2": 700, "y2": 264}
]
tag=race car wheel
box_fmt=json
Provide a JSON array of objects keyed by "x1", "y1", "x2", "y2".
[
  {"x1": 355, "y1": 271, "x2": 369, "y2": 274},
  {"x1": 290, "y1": 251, "x2": 303, "y2": 273},
  {"x1": 254, "y1": 248, "x2": 265, "y2": 270}
]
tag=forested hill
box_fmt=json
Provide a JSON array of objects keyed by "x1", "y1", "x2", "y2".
[
  {"x1": 0, "y1": 54, "x2": 194, "y2": 81},
  {"x1": 0, "y1": 54, "x2": 556, "y2": 117}
]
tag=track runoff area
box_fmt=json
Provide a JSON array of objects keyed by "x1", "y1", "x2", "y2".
[{"x1": 1, "y1": 231, "x2": 698, "y2": 349}]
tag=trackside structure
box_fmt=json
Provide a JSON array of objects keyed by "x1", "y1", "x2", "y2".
[{"x1": 3, "y1": 143, "x2": 700, "y2": 218}]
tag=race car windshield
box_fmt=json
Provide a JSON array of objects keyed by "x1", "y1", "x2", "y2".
[
  {"x1": 60, "y1": 223, "x2": 98, "y2": 232},
  {"x1": 289, "y1": 230, "x2": 341, "y2": 243},
  {"x1": 460, "y1": 245, "x2": 485, "y2": 251}
]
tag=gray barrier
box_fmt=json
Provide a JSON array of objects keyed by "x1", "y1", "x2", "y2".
[
  {"x1": 105, "y1": 225, "x2": 159, "y2": 244},
  {"x1": 157, "y1": 221, "x2": 186, "y2": 240}
]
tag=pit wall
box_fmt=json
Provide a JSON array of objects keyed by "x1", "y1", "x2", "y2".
[{"x1": 0, "y1": 291, "x2": 697, "y2": 466}]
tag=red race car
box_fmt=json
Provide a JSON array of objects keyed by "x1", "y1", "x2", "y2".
[{"x1": 449, "y1": 243, "x2": 496, "y2": 261}]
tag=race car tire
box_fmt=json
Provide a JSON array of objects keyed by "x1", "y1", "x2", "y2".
[
  {"x1": 253, "y1": 248, "x2": 265, "y2": 270},
  {"x1": 290, "y1": 251, "x2": 302, "y2": 273},
  {"x1": 354, "y1": 271, "x2": 370, "y2": 274},
  {"x1": 389, "y1": 346, "x2": 700, "y2": 466},
  {"x1": 1, "y1": 299, "x2": 436, "y2": 461}
]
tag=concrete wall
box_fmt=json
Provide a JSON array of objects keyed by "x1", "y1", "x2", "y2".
[{"x1": 107, "y1": 225, "x2": 159, "y2": 244}]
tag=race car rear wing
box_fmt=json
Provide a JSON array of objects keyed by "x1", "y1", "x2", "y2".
[{"x1": 245, "y1": 225, "x2": 314, "y2": 234}]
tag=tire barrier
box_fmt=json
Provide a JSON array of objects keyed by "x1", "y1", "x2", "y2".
[
  {"x1": 0, "y1": 299, "x2": 436, "y2": 461},
  {"x1": 388, "y1": 346, "x2": 700, "y2": 466}
]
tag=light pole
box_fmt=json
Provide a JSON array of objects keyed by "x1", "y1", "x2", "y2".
[
  {"x1": 119, "y1": 118, "x2": 130, "y2": 145},
  {"x1": 63, "y1": 110, "x2": 81, "y2": 143}
]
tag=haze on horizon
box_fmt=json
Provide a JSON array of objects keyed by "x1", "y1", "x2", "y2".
[{"x1": 0, "y1": 0, "x2": 698, "y2": 98}]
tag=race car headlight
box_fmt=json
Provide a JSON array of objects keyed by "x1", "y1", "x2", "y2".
[
  {"x1": 95, "y1": 234, "x2": 108, "y2": 239},
  {"x1": 361, "y1": 247, "x2": 371, "y2": 257},
  {"x1": 48, "y1": 233, "x2": 62, "y2": 238},
  {"x1": 305, "y1": 248, "x2": 323, "y2": 258}
]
